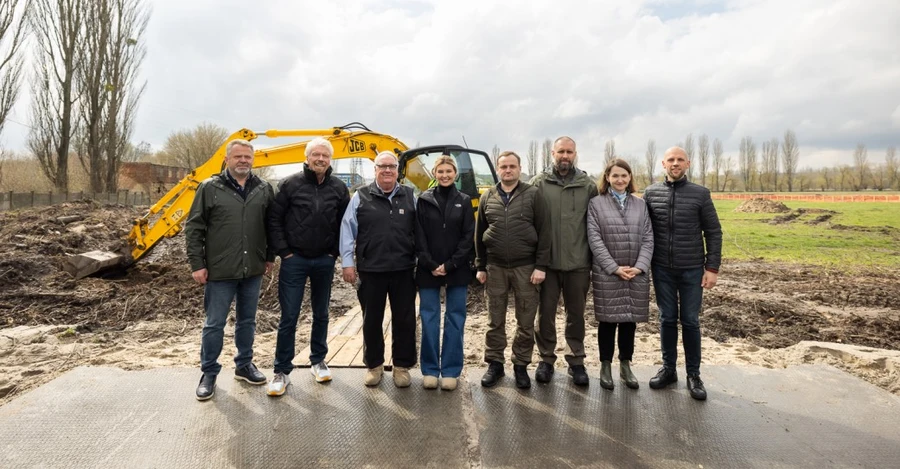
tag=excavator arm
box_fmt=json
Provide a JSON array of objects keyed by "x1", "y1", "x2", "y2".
[{"x1": 126, "y1": 126, "x2": 407, "y2": 265}]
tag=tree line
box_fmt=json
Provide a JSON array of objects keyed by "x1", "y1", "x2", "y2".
[{"x1": 509, "y1": 131, "x2": 899, "y2": 192}]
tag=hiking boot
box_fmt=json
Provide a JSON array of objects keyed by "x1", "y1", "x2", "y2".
[
  {"x1": 266, "y1": 372, "x2": 291, "y2": 397},
  {"x1": 196, "y1": 374, "x2": 216, "y2": 401},
  {"x1": 364, "y1": 365, "x2": 384, "y2": 387},
  {"x1": 620, "y1": 360, "x2": 639, "y2": 389},
  {"x1": 599, "y1": 361, "x2": 614, "y2": 390},
  {"x1": 687, "y1": 374, "x2": 707, "y2": 401},
  {"x1": 423, "y1": 375, "x2": 439, "y2": 390},
  {"x1": 513, "y1": 365, "x2": 531, "y2": 389},
  {"x1": 481, "y1": 361, "x2": 505, "y2": 388},
  {"x1": 234, "y1": 363, "x2": 266, "y2": 385},
  {"x1": 535, "y1": 362, "x2": 554, "y2": 383},
  {"x1": 440, "y1": 377, "x2": 458, "y2": 391},
  {"x1": 568, "y1": 365, "x2": 589, "y2": 387},
  {"x1": 393, "y1": 367, "x2": 411, "y2": 388},
  {"x1": 310, "y1": 361, "x2": 332, "y2": 383},
  {"x1": 649, "y1": 366, "x2": 678, "y2": 389}
]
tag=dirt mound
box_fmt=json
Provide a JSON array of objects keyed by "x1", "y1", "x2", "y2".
[{"x1": 734, "y1": 198, "x2": 790, "y2": 213}]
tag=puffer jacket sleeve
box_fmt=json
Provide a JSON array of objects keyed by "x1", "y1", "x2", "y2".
[
  {"x1": 587, "y1": 198, "x2": 619, "y2": 275},
  {"x1": 474, "y1": 192, "x2": 490, "y2": 271},
  {"x1": 635, "y1": 199, "x2": 654, "y2": 274},
  {"x1": 700, "y1": 194, "x2": 723, "y2": 271},
  {"x1": 264, "y1": 182, "x2": 277, "y2": 262}
]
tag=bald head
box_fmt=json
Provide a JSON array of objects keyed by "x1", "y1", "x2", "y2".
[{"x1": 661, "y1": 146, "x2": 690, "y2": 181}]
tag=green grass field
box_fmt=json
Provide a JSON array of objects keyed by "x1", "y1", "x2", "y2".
[{"x1": 715, "y1": 200, "x2": 900, "y2": 268}]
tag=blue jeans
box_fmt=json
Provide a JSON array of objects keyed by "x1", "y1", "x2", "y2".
[
  {"x1": 274, "y1": 254, "x2": 336, "y2": 374},
  {"x1": 200, "y1": 275, "x2": 263, "y2": 376},
  {"x1": 651, "y1": 265, "x2": 704, "y2": 375},
  {"x1": 419, "y1": 285, "x2": 467, "y2": 378}
]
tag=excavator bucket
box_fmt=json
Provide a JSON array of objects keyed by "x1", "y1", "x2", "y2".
[{"x1": 63, "y1": 250, "x2": 127, "y2": 279}]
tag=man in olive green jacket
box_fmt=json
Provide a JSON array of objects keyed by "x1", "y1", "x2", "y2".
[
  {"x1": 529, "y1": 136, "x2": 599, "y2": 387},
  {"x1": 185, "y1": 139, "x2": 275, "y2": 401},
  {"x1": 475, "y1": 151, "x2": 551, "y2": 390}
]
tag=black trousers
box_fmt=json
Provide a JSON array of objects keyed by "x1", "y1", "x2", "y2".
[
  {"x1": 597, "y1": 322, "x2": 636, "y2": 362},
  {"x1": 358, "y1": 269, "x2": 417, "y2": 368}
]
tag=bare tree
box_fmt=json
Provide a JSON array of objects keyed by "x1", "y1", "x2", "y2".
[
  {"x1": 491, "y1": 144, "x2": 499, "y2": 161},
  {"x1": 769, "y1": 137, "x2": 780, "y2": 191},
  {"x1": 604, "y1": 139, "x2": 616, "y2": 163},
  {"x1": 102, "y1": 0, "x2": 149, "y2": 191},
  {"x1": 721, "y1": 155, "x2": 734, "y2": 191},
  {"x1": 711, "y1": 138, "x2": 723, "y2": 192},
  {"x1": 541, "y1": 138, "x2": 552, "y2": 171},
  {"x1": 760, "y1": 139, "x2": 775, "y2": 191},
  {"x1": 76, "y1": 0, "x2": 110, "y2": 192},
  {"x1": 852, "y1": 143, "x2": 868, "y2": 190},
  {"x1": 696, "y1": 134, "x2": 709, "y2": 187},
  {"x1": 0, "y1": 0, "x2": 31, "y2": 136},
  {"x1": 781, "y1": 129, "x2": 799, "y2": 192},
  {"x1": 738, "y1": 136, "x2": 755, "y2": 191},
  {"x1": 683, "y1": 133, "x2": 694, "y2": 180},
  {"x1": 818, "y1": 166, "x2": 832, "y2": 191},
  {"x1": 527, "y1": 139, "x2": 538, "y2": 177},
  {"x1": 644, "y1": 138, "x2": 656, "y2": 183},
  {"x1": 871, "y1": 163, "x2": 887, "y2": 190},
  {"x1": 28, "y1": 0, "x2": 85, "y2": 192},
  {"x1": 837, "y1": 165, "x2": 853, "y2": 191},
  {"x1": 885, "y1": 146, "x2": 897, "y2": 190},
  {"x1": 159, "y1": 122, "x2": 229, "y2": 169}
]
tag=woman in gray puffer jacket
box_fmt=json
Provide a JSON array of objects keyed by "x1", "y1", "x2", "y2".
[{"x1": 587, "y1": 159, "x2": 654, "y2": 391}]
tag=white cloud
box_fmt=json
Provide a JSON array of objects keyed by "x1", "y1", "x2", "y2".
[{"x1": 2, "y1": 0, "x2": 898, "y2": 177}]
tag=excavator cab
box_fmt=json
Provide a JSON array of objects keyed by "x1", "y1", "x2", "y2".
[{"x1": 399, "y1": 145, "x2": 497, "y2": 206}]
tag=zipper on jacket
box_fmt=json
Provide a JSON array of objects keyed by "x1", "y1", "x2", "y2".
[{"x1": 668, "y1": 185, "x2": 676, "y2": 268}]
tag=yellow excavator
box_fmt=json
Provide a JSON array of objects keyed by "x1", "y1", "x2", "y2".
[{"x1": 65, "y1": 123, "x2": 499, "y2": 279}]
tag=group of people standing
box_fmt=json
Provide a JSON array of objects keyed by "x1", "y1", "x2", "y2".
[{"x1": 185, "y1": 135, "x2": 721, "y2": 403}]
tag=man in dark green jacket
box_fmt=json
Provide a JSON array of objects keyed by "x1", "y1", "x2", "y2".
[
  {"x1": 530, "y1": 136, "x2": 598, "y2": 387},
  {"x1": 475, "y1": 151, "x2": 551, "y2": 389},
  {"x1": 185, "y1": 139, "x2": 275, "y2": 401}
]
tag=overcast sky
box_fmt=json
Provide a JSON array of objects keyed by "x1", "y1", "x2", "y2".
[{"x1": 3, "y1": 0, "x2": 899, "y2": 176}]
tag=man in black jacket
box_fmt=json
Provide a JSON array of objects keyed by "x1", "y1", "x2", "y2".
[
  {"x1": 643, "y1": 146, "x2": 722, "y2": 400},
  {"x1": 265, "y1": 137, "x2": 350, "y2": 396}
]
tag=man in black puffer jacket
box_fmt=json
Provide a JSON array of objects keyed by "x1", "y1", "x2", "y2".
[
  {"x1": 266, "y1": 137, "x2": 350, "y2": 395},
  {"x1": 643, "y1": 146, "x2": 722, "y2": 401}
]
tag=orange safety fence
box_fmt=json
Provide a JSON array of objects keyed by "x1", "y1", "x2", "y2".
[{"x1": 711, "y1": 193, "x2": 900, "y2": 203}]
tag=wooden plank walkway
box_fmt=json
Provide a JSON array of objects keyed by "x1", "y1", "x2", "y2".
[{"x1": 295, "y1": 301, "x2": 416, "y2": 370}]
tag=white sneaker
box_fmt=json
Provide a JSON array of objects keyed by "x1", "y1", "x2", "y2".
[
  {"x1": 310, "y1": 361, "x2": 332, "y2": 383},
  {"x1": 266, "y1": 372, "x2": 291, "y2": 396}
]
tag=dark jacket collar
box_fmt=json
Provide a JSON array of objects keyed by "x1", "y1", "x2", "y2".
[
  {"x1": 303, "y1": 163, "x2": 333, "y2": 184},
  {"x1": 664, "y1": 176, "x2": 688, "y2": 188},
  {"x1": 421, "y1": 184, "x2": 459, "y2": 206}
]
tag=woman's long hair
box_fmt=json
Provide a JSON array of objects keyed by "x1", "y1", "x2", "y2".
[{"x1": 598, "y1": 158, "x2": 637, "y2": 194}]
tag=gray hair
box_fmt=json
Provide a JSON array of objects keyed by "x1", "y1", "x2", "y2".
[
  {"x1": 305, "y1": 137, "x2": 334, "y2": 157},
  {"x1": 553, "y1": 136, "x2": 576, "y2": 148},
  {"x1": 226, "y1": 139, "x2": 253, "y2": 157},
  {"x1": 374, "y1": 151, "x2": 398, "y2": 165}
]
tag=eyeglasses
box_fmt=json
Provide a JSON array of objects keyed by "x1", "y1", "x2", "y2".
[{"x1": 375, "y1": 164, "x2": 398, "y2": 171}]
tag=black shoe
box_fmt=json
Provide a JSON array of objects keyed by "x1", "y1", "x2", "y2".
[
  {"x1": 513, "y1": 365, "x2": 531, "y2": 389},
  {"x1": 535, "y1": 362, "x2": 554, "y2": 383},
  {"x1": 649, "y1": 367, "x2": 678, "y2": 389},
  {"x1": 481, "y1": 361, "x2": 505, "y2": 388},
  {"x1": 568, "y1": 365, "x2": 590, "y2": 387},
  {"x1": 196, "y1": 374, "x2": 216, "y2": 401},
  {"x1": 235, "y1": 363, "x2": 266, "y2": 385},
  {"x1": 687, "y1": 374, "x2": 707, "y2": 401}
]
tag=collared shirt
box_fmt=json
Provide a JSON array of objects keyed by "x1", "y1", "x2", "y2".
[
  {"x1": 339, "y1": 182, "x2": 401, "y2": 269},
  {"x1": 224, "y1": 169, "x2": 251, "y2": 199},
  {"x1": 497, "y1": 181, "x2": 520, "y2": 205}
]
